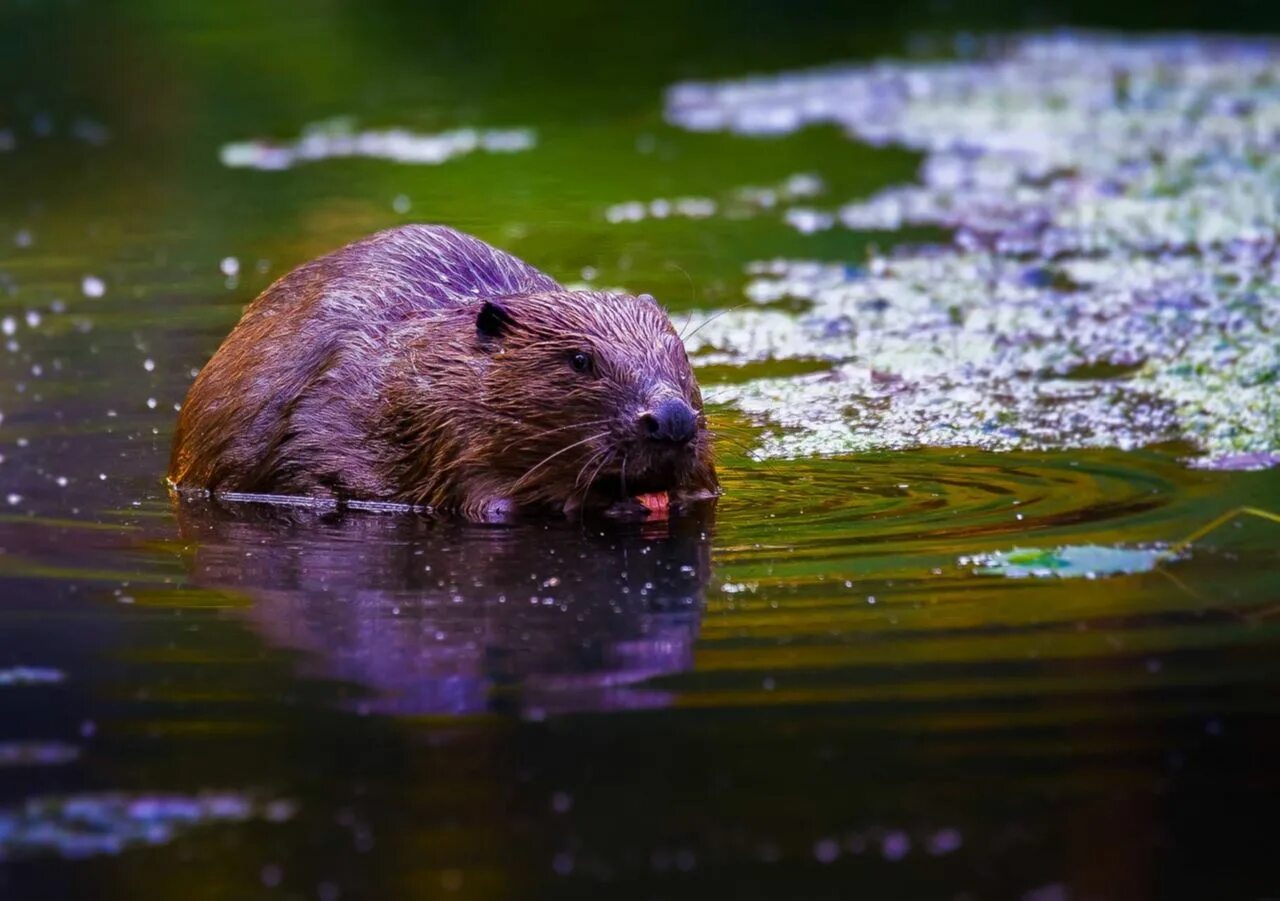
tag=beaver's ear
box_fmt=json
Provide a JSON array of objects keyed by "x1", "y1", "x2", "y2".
[{"x1": 476, "y1": 300, "x2": 516, "y2": 339}]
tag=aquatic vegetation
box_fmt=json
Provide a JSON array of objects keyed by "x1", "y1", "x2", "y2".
[
  {"x1": 0, "y1": 666, "x2": 65, "y2": 686},
  {"x1": 604, "y1": 173, "x2": 823, "y2": 223},
  {"x1": 666, "y1": 34, "x2": 1280, "y2": 466},
  {"x1": 0, "y1": 741, "x2": 79, "y2": 767},
  {"x1": 957, "y1": 506, "x2": 1277, "y2": 582},
  {"x1": 0, "y1": 117, "x2": 107, "y2": 151},
  {"x1": 1161, "y1": 504, "x2": 1280, "y2": 556},
  {"x1": 220, "y1": 117, "x2": 535, "y2": 170},
  {"x1": 0, "y1": 792, "x2": 295, "y2": 861},
  {"x1": 962, "y1": 545, "x2": 1167, "y2": 579}
]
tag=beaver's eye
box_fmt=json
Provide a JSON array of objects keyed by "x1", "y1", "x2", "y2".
[{"x1": 569, "y1": 351, "x2": 593, "y2": 374}]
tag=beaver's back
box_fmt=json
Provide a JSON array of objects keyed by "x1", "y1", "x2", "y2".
[
  {"x1": 254, "y1": 224, "x2": 562, "y2": 326},
  {"x1": 170, "y1": 225, "x2": 562, "y2": 495}
]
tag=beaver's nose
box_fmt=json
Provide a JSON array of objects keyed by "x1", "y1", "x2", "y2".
[{"x1": 638, "y1": 398, "x2": 698, "y2": 446}]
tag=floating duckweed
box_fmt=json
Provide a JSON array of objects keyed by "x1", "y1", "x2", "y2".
[
  {"x1": 604, "y1": 173, "x2": 823, "y2": 224},
  {"x1": 963, "y1": 545, "x2": 1167, "y2": 579},
  {"x1": 0, "y1": 742, "x2": 80, "y2": 767},
  {"x1": 220, "y1": 117, "x2": 536, "y2": 170},
  {"x1": 667, "y1": 34, "x2": 1280, "y2": 466},
  {"x1": 0, "y1": 667, "x2": 65, "y2": 686},
  {"x1": 0, "y1": 791, "x2": 296, "y2": 861}
]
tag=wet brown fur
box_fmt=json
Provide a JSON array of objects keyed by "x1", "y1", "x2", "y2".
[{"x1": 169, "y1": 225, "x2": 718, "y2": 521}]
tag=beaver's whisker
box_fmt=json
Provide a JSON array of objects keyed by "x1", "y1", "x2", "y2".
[
  {"x1": 708, "y1": 429, "x2": 760, "y2": 453},
  {"x1": 574, "y1": 448, "x2": 609, "y2": 490},
  {"x1": 699, "y1": 389, "x2": 738, "y2": 402},
  {"x1": 577, "y1": 448, "x2": 616, "y2": 507},
  {"x1": 499, "y1": 418, "x2": 611, "y2": 454},
  {"x1": 512, "y1": 431, "x2": 609, "y2": 491},
  {"x1": 707, "y1": 431, "x2": 785, "y2": 475},
  {"x1": 679, "y1": 310, "x2": 697, "y2": 340},
  {"x1": 679, "y1": 301, "x2": 754, "y2": 343},
  {"x1": 699, "y1": 415, "x2": 766, "y2": 436},
  {"x1": 668, "y1": 260, "x2": 698, "y2": 307},
  {"x1": 665, "y1": 261, "x2": 701, "y2": 341}
]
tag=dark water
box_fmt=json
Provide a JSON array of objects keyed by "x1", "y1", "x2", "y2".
[{"x1": 3, "y1": 3, "x2": 1280, "y2": 899}]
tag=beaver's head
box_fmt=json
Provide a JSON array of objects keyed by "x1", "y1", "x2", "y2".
[{"x1": 467, "y1": 290, "x2": 718, "y2": 517}]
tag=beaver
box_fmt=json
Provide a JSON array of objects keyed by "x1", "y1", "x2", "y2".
[{"x1": 168, "y1": 225, "x2": 718, "y2": 521}]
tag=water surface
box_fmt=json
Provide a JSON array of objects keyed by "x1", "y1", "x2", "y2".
[{"x1": 3, "y1": 4, "x2": 1280, "y2": 899}]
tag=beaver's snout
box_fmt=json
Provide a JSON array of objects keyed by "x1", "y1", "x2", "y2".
[{"x1": 638, "y1": 398, "x2": 699, "y2": 446}]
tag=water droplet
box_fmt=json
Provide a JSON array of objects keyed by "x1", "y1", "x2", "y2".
[
  {"x1": 81, "y1": 275, "x2": 105, "y2": 298},
  {"x1": 261, "y1": 864, "x2": 283, "y2": 888},
  {"x1": 927, "y1": 828, "x2": 963, "y2": 855},
  {"x1": 813, "y1": 838, "x2": 840, "y2": 863},
  {"x1": 882, "y1": 830, "x2": 910, "y2": 861}
]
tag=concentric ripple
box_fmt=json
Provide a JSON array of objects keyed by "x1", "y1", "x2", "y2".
[
  {"x1": 688, "y1": 446, "x2": 1280, "y2": 715},
  {"x1": 715, "y1": 446, "x2": 1189, "y2": 556}
]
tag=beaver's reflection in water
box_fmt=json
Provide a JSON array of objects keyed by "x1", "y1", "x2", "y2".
[{"x1": 176, "y1": 498, "x2": 713, "y2": 716}]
